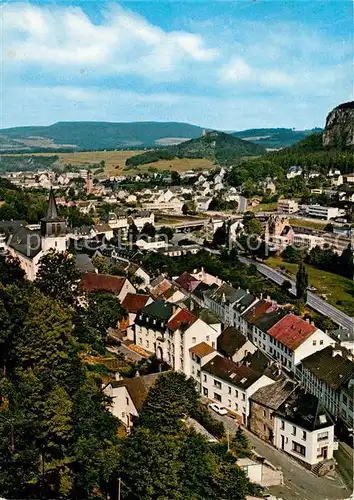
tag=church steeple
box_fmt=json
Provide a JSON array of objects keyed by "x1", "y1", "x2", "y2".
[
  {"x1": 45, "y1": 188, "x2": 59, "y2": 220},
  {"x1": 41, "y1": 189, "x2": 66, "y2": 237}
]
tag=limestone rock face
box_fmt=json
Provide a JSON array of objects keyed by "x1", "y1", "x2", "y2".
[{"x1": 323, "y1": 101, "x2": 354, "y2": 148}]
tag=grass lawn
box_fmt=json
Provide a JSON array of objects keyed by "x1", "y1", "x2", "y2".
[
  {"x1": 266, "y1": 256, "x2": 354, "y2": 316},
  {"x1": 250, "y1": 202, "x2": 277, "y2": 213},
  {"x1": 289, "y1": 218, "x2": 328, "y2": 230}
]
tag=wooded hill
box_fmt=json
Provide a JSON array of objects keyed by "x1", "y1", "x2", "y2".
[{"x1": 125, "y1": 130, "x2": 266, "y2": 168}]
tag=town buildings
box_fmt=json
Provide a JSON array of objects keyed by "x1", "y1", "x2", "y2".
[
  {"x1": 5, "y1": 189, "x2": 68, "y2": 280},
  {"x1": 250, "y1": 380, "x2": 336, "y2": 474},
  {"x1": 277, "y1": 199, "x2": 299, "y2": 214}
]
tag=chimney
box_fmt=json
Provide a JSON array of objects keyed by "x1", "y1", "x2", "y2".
[{"x1": 305, "y1": 318, "x2": 310, "y2": 323}]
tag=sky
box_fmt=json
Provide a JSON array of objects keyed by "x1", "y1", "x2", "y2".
[{"x1": 1, "y1": 0, "x2": 353, "y2": 130}]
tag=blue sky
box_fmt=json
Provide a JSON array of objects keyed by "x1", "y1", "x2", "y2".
[{"x1": 2, "y1": 0, "x2": 353, "y2": 129}]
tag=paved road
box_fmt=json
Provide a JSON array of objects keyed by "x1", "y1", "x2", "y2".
[
  {"x1": 210, "y1": 411, "x2": 351, "y2": 500},
  {"x1": 239, "y1": 257, "x2": 354, "y2": 331}
]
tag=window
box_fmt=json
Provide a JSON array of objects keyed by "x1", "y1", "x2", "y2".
[
  {"x1": 228, "y1": 387, "x2": 232, "y2": 395},
  {"x1": 320, "y1": 339, "x2": 323, "y2": 345},
  {"x1": 302, "y1": 431, "x2": 307, "y2": 441},
  {"x1": 206, "y1": 335, "x2": 210, "y2": 341},
  {"x1": 203, "y1": 387, "x2": 208, "y2": 397},
  {"x1": 235, "y1": 403, "x2": 239, "y2": 411},
  {"x1": 280, "y1": 420, "x2": 284, "y2": 430},
  {"x1": 312, "y1": 340, "x2": 317, "y2": 346},
  {"x1": 192, "y1": 337, "x2": 196, "y2": 344},
  {"x1": 343, "y1": 395, "x2": 348, "y2": 405},
  {"x1": 242, "y1": 393, "x2": 245, "y2": 401},
  {"x1": 203, "y1": 374, "x2": 207, "y2": 382},
  {"x1": 292, "y1": 441, "x2": 306, "y2": 457},
  {"x1": 214, "y1": 393, "x2": 222, "y2": 402},
  {"x1": 139, "y1": 337, "x2": 142, "y2": 344},
  {"x1": 192, "y1": 365, "x2": 195, "y2": 375},
  {"x1": 228, "y1": 399, "x2": 231, "y2": 407},
  {"x1": 235, "y1": 389, "x2": 239, "y2": 398},
  {"x1": 126, "y1": 397, "x2": 129, "y2": 405},
  {"x1": 197, "y1": 370, "x2": 200, "y2": 377},
  {"x1": 146, "y1": 340, "x2": 149, "y2": 348},
  {"x1": 263, "y1": 410, "x2": 267, "y2": 417},
  {"x1": 317, "y1": 431, "x2": 329, "y2": 441},
  {"x1": 292, "y1": 426, "x2": 296, "y2": 436},
  {"x1": 214, "y1": 380, "x2": 222, "y2": 389}
]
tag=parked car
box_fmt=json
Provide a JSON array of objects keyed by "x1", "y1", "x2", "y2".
[{"x1": 208, "y1": 403, "x2": 228, "y2": 416}]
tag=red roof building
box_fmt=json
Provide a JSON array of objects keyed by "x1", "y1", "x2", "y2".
[
  {"x1": 167, "y1": 308, "x2": 197, "y2": 332},
  {"x1": 175, "y1": 271, "x2": 201, "y2": 294},
  {"x1": 267, "y1": 314, "x2": 317, "y2": 351},
  {"x1": 122, "y1": 293, "x2": 151, "y2": 314}
]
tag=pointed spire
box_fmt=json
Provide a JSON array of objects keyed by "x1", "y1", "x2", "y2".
[{"x1": 45, "y1": 188, "x2": 59, "y2": 220}]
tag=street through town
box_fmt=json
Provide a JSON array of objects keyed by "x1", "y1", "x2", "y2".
[{"x1": 209, "y1": 411, "x2": 351, "y2": 500}]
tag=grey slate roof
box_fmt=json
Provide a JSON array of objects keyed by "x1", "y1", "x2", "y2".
[
  {"x1": 217, "y1": 326, "x2": 248, "y2": 358},
  {"x1": 277, "y1": 389, "x2": 333, "y2": 432},
  {"x1": 138, "y1": 299, "x2": 174, "y2": 321},
  {"x1": 7, "y1": 226, "x2": 42, "y2": 258},
  {"x1": 203, "y1": 355, "x2": 262, "y2": 390},
  {"x1": 301, "y1": 345, "x2": 354, "y2": 390},
  {"x1": 250, "y1": 379, "x2": 297, "y2": 409}
]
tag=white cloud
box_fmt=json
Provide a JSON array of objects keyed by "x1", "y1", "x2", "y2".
[
  {"x1": 2, "y1": 3, "x2": 218, "y2": 78},
  {"x1": 219, "y1": 58, "x2": 295, "y2": 89},
  {"x1": 219, "y1": 58, "x2": 252, "y2": 83}
]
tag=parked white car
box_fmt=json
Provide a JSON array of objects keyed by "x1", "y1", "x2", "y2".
[{"x1": 209, "y1": 403, "x2": 228, "y2": 416}]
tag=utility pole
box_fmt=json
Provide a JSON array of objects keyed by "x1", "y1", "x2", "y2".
[
  {"x1": 118, "y1": 478, "x2": 121, "y2": 500},
  {"x1": 227, "y1": 429, "x2": 230, "y2": 452}
]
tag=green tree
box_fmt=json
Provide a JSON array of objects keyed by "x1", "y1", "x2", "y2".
[
  {"x1": 141, "y1": 222, "x2": 156, "y2": 238},
  {"x1": 0, "y1": 254, "x2": 25, "y2": 285},
  {"x1": 36, "y1": 250, "x2": 81, "y2": 306},
  {"x1": 213, "y1": 223, "x2": 228, "y2": 247},
  {"x1": 339, "y1": 243, "x2": 353, "y2": 279},
  {"x1": 138, "y1": 372, "x2": 199, "y2": 434},
  {"x1": 120, "y1": 427, "x2": 184, "y2": 500},
  {"x1": 171, "y1": 171, "x2": 181, "y2": 185},
  {"x1": 92, "y1": 254, "x2": 110, "y2": 274},
  {"x1": 127, "y1": 222, "x2": 139, "y2": 243},
  {"x1": 85, "y1": 292, "x2": 125, "y2": 340},
  {"x1": 296, "y1": 261, "x2": 308, "y2": 301},
  {"x1": 158, "y1": 226, "x2": 174, "y2": 241}
]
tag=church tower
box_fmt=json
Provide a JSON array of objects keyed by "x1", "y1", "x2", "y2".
[{"x1": 40, "y1": 189, "x2": 67, "y2": 253}]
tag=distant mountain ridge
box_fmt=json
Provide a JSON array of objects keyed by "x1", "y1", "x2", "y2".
[
  {"x1": 0, "y1": 121, "x2": 205, "y2": 152},
  {"x1": 232, "y1": 127, "x2": 323, "y2": 149},
  {"x1": 0, "y1": 121, "x2": 323, "y2": 152}
]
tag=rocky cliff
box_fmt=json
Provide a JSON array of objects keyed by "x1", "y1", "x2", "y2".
[{"x1": 323, "y1": 101, "x2": 354, "y2": 148}]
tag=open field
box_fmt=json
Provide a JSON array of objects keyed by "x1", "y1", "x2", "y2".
[
  {"x1": 2, "y1": 150, "x2": 214, "y2": 176},
  {"x1": 127, "y1": 157, "x2": 214, "y2": 174},
  {"x1": 250, "y1": 202, "x2": 277, "y2": 213},
  {"x1": 289, "y1": 218, "x2": 328, "y2": 230},
  {"x1": 266, "y1": 256, "x2": 354, "y2": 316}
]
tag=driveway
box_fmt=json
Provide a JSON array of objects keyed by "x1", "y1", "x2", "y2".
[{"x1": 209, "y1": 411, "x2": 351, "y2": 500}]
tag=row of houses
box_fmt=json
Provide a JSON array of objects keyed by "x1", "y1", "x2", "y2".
[{"x1": 93, "y1": 268, "x2": 354, "y2": 473}]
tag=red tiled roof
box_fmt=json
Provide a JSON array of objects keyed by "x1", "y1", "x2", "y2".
[
  {"x1": 175, "y1": 271, "x2": 200, "y2": 293},
  {"x1": 122, "y1": 293, "x2": 150, "y2": 313},
  {"x1": 151, "y1": 279, "x2": 172, "y2": 299},
  {"x1": 242, "y1": 299, "x2": 272, "y2": 323},
  {"x1": 167, "y1": 308, "x2": 197, "y2": 332},
  {"x1": 81, "y1": 272, "x2": 126, "y2": 294},
  {"x1": 189, "y1": 342, "x2": 215, "y2": 357},
  {"x1": 267, "y1": 314, "x2": 317, "y2": 350}
]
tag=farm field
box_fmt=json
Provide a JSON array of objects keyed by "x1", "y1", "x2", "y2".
[
  {"x1": 289, "y1": 217, "x2": 328, "y2": 230},
  {"x1": 2, "y1": 150, "x2": 215, "y2": 176},
  {"x1": 266, "y1": 256, "x2": 354, "y2": 316}
]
